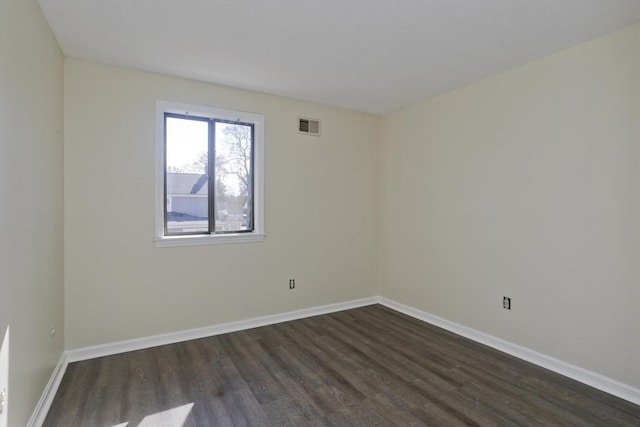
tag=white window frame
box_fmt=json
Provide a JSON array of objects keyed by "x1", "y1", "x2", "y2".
[{"x1": 154, "y1": 100, "x2": 265, "y2": 247}]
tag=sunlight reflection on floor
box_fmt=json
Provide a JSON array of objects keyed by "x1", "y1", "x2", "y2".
[{"x1": 112, "y1": 402, "x2": 194, "y2": 427}]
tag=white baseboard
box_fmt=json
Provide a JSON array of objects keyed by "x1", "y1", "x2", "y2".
[
  {"x1": 66, "y1": 297, "x2": 378, "y2": 363},
  {"x1": 34, "y1": 295, "x2": 639, "y2": 426},
  {"x1": 27, "y1": 353, "x2": 68, "y2": 427},
  {"x1": 378, "y1": 297, "x2": 640, "y2": 406}
]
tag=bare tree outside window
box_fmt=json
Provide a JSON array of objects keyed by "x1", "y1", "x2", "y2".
[{"x1": 215, "y1": 123, "x2": 253, "y2": 231}]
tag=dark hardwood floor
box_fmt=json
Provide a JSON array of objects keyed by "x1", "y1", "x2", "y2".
[{"x1": 44, "y1": 305, "x2": 640, "y2": 426}]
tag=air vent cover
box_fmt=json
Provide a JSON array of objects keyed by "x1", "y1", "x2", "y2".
[{"x1": 298, "y1": 117, "x2": 320, "y2": 136}]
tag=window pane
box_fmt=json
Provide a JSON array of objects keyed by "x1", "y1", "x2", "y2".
[
  {"x1": 214, "y1": 122, "x2": 253, "y2": 232},
  {"x1": 165, "y1": 116, "x2": 209, "y2": 234}
]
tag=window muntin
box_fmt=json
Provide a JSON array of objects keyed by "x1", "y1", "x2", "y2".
[{"x1": 155, "y1": 101, "x2": 264, "y2": 246}]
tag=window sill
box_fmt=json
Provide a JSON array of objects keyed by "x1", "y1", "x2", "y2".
[{"x1": 154, "y1": 233, "x2": 265, "y2": 247}]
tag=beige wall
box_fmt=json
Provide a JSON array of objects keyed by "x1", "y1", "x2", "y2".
[
  {"x1": 64, "y1": 59, "x2": 380, "y2": 348},
  {"x1": 4, "y1": 6, "x2": 636, "y2": 419},
  {"x1": 0, "y1": 1, "x2": 65, "y2": 425},
  {"x1": 380, "y1": 23, "x2": 640, "y2": 388}
]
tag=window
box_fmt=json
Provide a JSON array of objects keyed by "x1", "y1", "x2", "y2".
[{"x1": 155, "y1": 101, "x2": 264, "y2": 246}]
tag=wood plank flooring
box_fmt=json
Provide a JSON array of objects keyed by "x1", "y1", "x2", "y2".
[{"x1": 44, "y1": 305, "x2": 640, "y2": 426}]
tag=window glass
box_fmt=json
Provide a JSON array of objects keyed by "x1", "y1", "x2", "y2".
[
  {"x1": 165, "y1": 116, "x2": 210, "y2": 234},
  {"x1": 214, "y1": 122, "x2": 253, "y2": 233}
]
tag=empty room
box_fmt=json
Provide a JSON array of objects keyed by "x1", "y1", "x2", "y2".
[{"x1": 1, "y1": 0, "x2": 639, "y2": 425}]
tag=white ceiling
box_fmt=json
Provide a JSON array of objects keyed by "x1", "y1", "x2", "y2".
[{"x1": 39, "y1": 0, "x2": 640, "y2": 115}]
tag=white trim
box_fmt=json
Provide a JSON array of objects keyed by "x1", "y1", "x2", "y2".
[
  {"x1": 154, "y1": 232, "x2": 265, "y2": 247},
  {"x1": 378, "y1": 297, "x2": 640, "y2": 406},
  {"x1": 27, "y1": 354, "x2": 68, "y2": 427},
  {"x1": 154, "y1": 99, "x2": 265, "y2": 247},
  {"x1": 66, "y1": 297, "x2": 378, "y2": 363}
]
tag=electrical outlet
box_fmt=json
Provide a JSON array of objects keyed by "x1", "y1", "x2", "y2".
[
  {"x1": 289, "y1": 278, "x2": 295, "y2": 290},
  {"x1": 503, "y1": 296, "x2": 511, "y2": 310}
]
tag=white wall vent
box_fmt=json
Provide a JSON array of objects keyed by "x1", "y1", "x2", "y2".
[{"x1": 298, "y1": 117, "x2": 321, "y2": 136}]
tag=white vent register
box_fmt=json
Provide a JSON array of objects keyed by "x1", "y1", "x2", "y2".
[{"x1": 298, "y1": 117, "x2": 321, "y2": 136}]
